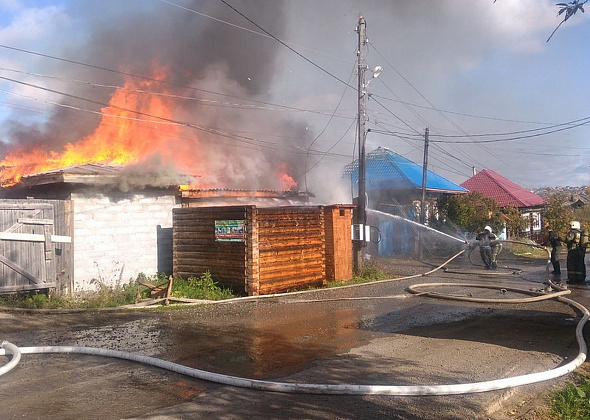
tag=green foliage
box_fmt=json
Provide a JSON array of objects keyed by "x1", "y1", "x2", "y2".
[
  {"x1": 501, "y1": 240, "x2": 547, "y2": 259},
  {"x1": 439, "y1": 192, "x2": 503, "y2": 234},
  {"x1": 171, "y1": 271, "x2": 234, "y2": 300},
  {"x1": 502, "y1": 206, "x2": 526, "y2": 238},
  {"x1": 354, "y1": 264, "x2": 388, "y2": 282},
  {"x1": 548, "y1": 373, "x2": 590, "y2": 419},
  {"x1": 547, "y1": 0, "x2": 587, "y2": 42},
  {"x1": 324, "y1": 263, "x2": 387, "y2": 288},
  {"x1": 0, "y1": 272, "x2": 234, "y2": 309},
  {"x1": 0, "y1": 291, "x2": 75, "y2": 309},
  {"x1": 542, "y1": 192, "x2": 574, "y2": 235},
  {"x1": 573, "y1": 198, "x2": 590, "y2": 233},
  {"x1": 78, "y1": 278, "x2": 140, "y2": 308}
]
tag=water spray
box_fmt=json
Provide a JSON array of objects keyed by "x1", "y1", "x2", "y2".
[{"x1": 368, "y1": 209, "x2": 467, "y2": 244}]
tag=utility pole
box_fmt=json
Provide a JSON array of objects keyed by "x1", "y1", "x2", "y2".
[
  {"x1": 419, "y1": 128, "x2": 429, "y2": 260},
  {"x1": 420, "y1": 127, "x2": 429, "y2": 225},
  {"x1": 353, "y1": 16, "x2": 367, "y2": 273}
]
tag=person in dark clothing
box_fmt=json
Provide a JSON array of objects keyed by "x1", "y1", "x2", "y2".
[
  {"x1": 475, "y1": 226, "x2": 500, "y2": 270},
  {"x1": 564, "y1": 221, "x2": 588, "y2": 284},
  {"x1": 542, "y1": 224, "x2": 563, "y2": 275}
]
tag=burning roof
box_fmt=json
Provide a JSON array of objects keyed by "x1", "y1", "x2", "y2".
[
  {"x1": 8, "y1": 163, "x2": 196, "y2": 190},
  {"x1": 0, "y1": 1, "x2": 305, "y2": 193}
]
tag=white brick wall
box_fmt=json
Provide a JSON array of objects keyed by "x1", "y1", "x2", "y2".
[{"x1": 72, "y1": 191, "x2": 179, "y2": 291}]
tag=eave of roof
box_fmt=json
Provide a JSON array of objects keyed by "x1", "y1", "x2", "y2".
[{"x1": 180, "y1": 188, "x2": 312, "y2": 199}]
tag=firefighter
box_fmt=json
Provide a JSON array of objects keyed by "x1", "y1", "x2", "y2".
[
  {"x1": 475, "y1": 226, "x2": 501, "y2": 270},
  {"x1": 542, "y1": 224, "x2": 563, "y2": 276},
  {"x1": 564, "y1": 221, "x2": 588, "y2": 284}
]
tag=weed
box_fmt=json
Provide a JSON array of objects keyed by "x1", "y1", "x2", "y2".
[
  {"x1": 324, "y1": 263, "x2": 388, "y2": 288},
  {"x1": 171, "y1": 271, "x2": 234, "y2": 300},
  {"x1": 548, "y1": 373, "x2": 590, "y2": 419},
  {"x1": 502, "y1": 240, "x2": 547, "y2": 259}
]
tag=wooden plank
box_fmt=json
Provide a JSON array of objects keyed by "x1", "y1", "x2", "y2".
[
  {"x1": 4, "y1": 209, "x2": 43, "y2": 233},
  {"x1": 0, "y1": 203, "x2": 53, "y2": 210},
  {"x1": 0, "y1": 254, "x2": 42, "y2": 284},
  {"x1": 0, "y1": 282, "x2": 56, "y2": 292},
  {"x1": 260, "y1": 265, "x2": 325, "y2": 278},
  {"x1": 17, "y1": 218, "x2": 54, "y2": 225},
  {"x1": 259, "y1": 254, "x2": 325, "y2": 266},
  {"x1": 259, "y1": 238, "x2": 324, "y2": 250},
  {"x1": 0, "y1": 232, "x2": 71, "y2": 243}
]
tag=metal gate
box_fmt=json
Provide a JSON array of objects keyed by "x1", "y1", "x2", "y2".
[{"x1": 0, "y1": 202, "x2": 71, "y2": 293}]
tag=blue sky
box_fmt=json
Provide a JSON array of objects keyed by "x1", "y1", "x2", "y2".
[{"x1": 0, "y1": 0, "x2": 588, "y2": 200}]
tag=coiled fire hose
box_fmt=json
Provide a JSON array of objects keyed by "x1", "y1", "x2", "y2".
[{"x1": 0, "y1": 243, "x2": 586, "y2": 395}]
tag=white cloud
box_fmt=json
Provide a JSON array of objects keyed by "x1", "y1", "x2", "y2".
[
  {"x1": 0, "y1": 0, "x2": 21, "y2": 12},
  {"x1": 0, "y1": 5, "x2": 68, "y2": 44}
]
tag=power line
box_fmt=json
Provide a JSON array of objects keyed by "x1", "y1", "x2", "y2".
[
  {"x1": 369, "y1": 41, "x2": 507, "y2": 167},
  {"x1": 0, "y1": 44, "x2": 346, "y2": 118},
  {"x1": 368, "y1": 76, "x2": 478, "y2": 171},
  {"x1": 370, "y1": 93, "x2": 560, "y2": 126},
  {"x1": 158, "y1": 0, "x2": 350, "y2": 63},
  {"x1": 302, "y1": 62, "x2": 357, "y2": 190},
  {"x1": 0, "y1": 78, "x2": 352, "y2": 160},
  {"x1": 0, "y1": 66, "x2": 355, "y2": 119},
  {"x1": 369, "y1": 119, "x2": 590, "y2": 143},
  {"x1": 218, "y1": 0, "x2": 353, "y2": 89}
]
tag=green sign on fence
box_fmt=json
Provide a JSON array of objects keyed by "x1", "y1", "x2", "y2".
[{"x1": 215, "y1": 220, "x2": 245, "y2": 242}]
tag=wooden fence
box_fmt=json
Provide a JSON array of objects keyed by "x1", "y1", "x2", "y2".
[{"x1": 0, "y1": 199, "x2": 73, "y2": 295}]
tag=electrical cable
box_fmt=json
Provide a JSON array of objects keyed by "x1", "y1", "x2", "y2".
[
  {"x1": 369, "y1": 42, "x2": 505, "y2": 167},
  {"x1": 218, "y1": 0, "x2": 353, "y2": 90}
]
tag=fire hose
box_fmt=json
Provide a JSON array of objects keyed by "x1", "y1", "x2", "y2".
[{"x1": 0, "y1": 244, "x2": 587, "y2": 396}]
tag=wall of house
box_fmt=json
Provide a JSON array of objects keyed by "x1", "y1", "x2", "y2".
[{"x1": 72, "y1": 190, "x2": 179, "y2": 291}]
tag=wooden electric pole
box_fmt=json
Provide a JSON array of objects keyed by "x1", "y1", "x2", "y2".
[
  {"x1": 419, "y1": 128, "x2": 429, "y2": 260},
  {"x1": 420, "y1": 127, "x2": 429, "y2": 225},
  {"x1": 353, "y1": 16, "x2": 367, "y2": 273}
]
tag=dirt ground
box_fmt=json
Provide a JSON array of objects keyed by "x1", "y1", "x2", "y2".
[{"x1": 1, "y1": 250, "x2": 589, "y2": 419}]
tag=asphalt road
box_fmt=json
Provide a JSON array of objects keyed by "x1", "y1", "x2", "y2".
[{"x1": 1, "y1": 253, "x2": 589, "y2": 420}]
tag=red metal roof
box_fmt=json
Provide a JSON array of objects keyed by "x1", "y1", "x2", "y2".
[{"x1": 460, "y1": 169, "x2": 545, "y2": 208}]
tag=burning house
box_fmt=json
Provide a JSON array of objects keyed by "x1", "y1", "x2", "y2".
[
  {"x1": 0, "y1": 2, "x2": 353, "y2": 296},
  {"x1": 0, "y1": 163, "x2": 321, "y2": 295}
]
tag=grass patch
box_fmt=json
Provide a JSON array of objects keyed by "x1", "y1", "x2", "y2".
[
  {"x1": 171, "y1": 271, "x2": 234, "y2": 300},
  {"x1": 325, "y1": 263, "x2": 389, "y2": 288},
  {"x1": 548, "y1": 373, "x2": 590, "y2": 419},
  {"x1": 0, "y1": 271, "x2": 234, "y2": 309},
  {"x1": 502, "y1": 239, "x2": 548, "y2": 259}
]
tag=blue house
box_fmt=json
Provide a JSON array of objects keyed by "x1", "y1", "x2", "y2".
[{"x1": 343, "y1": 146, "x2": 467, "y2": 256}]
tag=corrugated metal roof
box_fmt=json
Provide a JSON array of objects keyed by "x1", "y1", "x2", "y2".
[
  {"x1": 342, "y1": 146, "x2": 468, "y2": 193},
  {"x1": 23, "y1": 163, "x2": 124, "y2": 177},
  {"x1": 180, "y1": 188, "x2": 312, "y2": 199},
  {"x1": 460, "y1": 169, "x2": 545, "y2": 208}
]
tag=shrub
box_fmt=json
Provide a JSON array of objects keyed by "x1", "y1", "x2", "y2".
[{"x1": 171, "y1": 271, "x2": 234, "y2": 300}]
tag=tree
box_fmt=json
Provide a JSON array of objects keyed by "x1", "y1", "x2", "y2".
[
  {"x1": 541, "y1": 191, "x2": 573, "y2": 234},
  {"x1": 572, "y1": 188, "x2": 590, "y2": 231},
  {"x1": 439, "y1": 192, "x2": 503, "y2": 234},
  {"x1": 501, "y1": 206, "x2": 527, "y2": 238},
  {"x1": 547, "y1": 1, "x2": 587, "y2": 42},
  {"x1": 495, "y1": 0, "x2": 587, "y2": 42}
]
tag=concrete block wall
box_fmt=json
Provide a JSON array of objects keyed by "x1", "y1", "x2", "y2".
[{"x1": 72, "y1": 191, "x2": 179, "y2": 291}]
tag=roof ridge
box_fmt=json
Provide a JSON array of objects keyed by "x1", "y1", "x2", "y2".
[{"x1": 480, "y1": 169, "x2": 526, "y2": 207}]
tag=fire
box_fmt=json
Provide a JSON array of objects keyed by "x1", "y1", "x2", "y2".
[
  {"x1": 0, "y1": 68, "x2": 197, "y2": 187},
  {"x1": 0, "y1": 65, "x2": 300, "y2": 191},
  {"x1": 276, "y1": 163, "x2": 297, "y2": 190}
]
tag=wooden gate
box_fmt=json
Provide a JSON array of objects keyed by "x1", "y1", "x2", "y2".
[{"x1": 0, "y1": 201, "x2": 72, "y2": 293}]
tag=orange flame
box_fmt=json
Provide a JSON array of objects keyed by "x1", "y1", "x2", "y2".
[
  {"x1": 276, "y1": 163, "x2": 297, "y2": 190},
  {"x1": 0, "y1": 68, "x2": 196, "y2": 186},
  {"x1": 0, "y1": 66, "x2": 298, "y2": 191}
]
